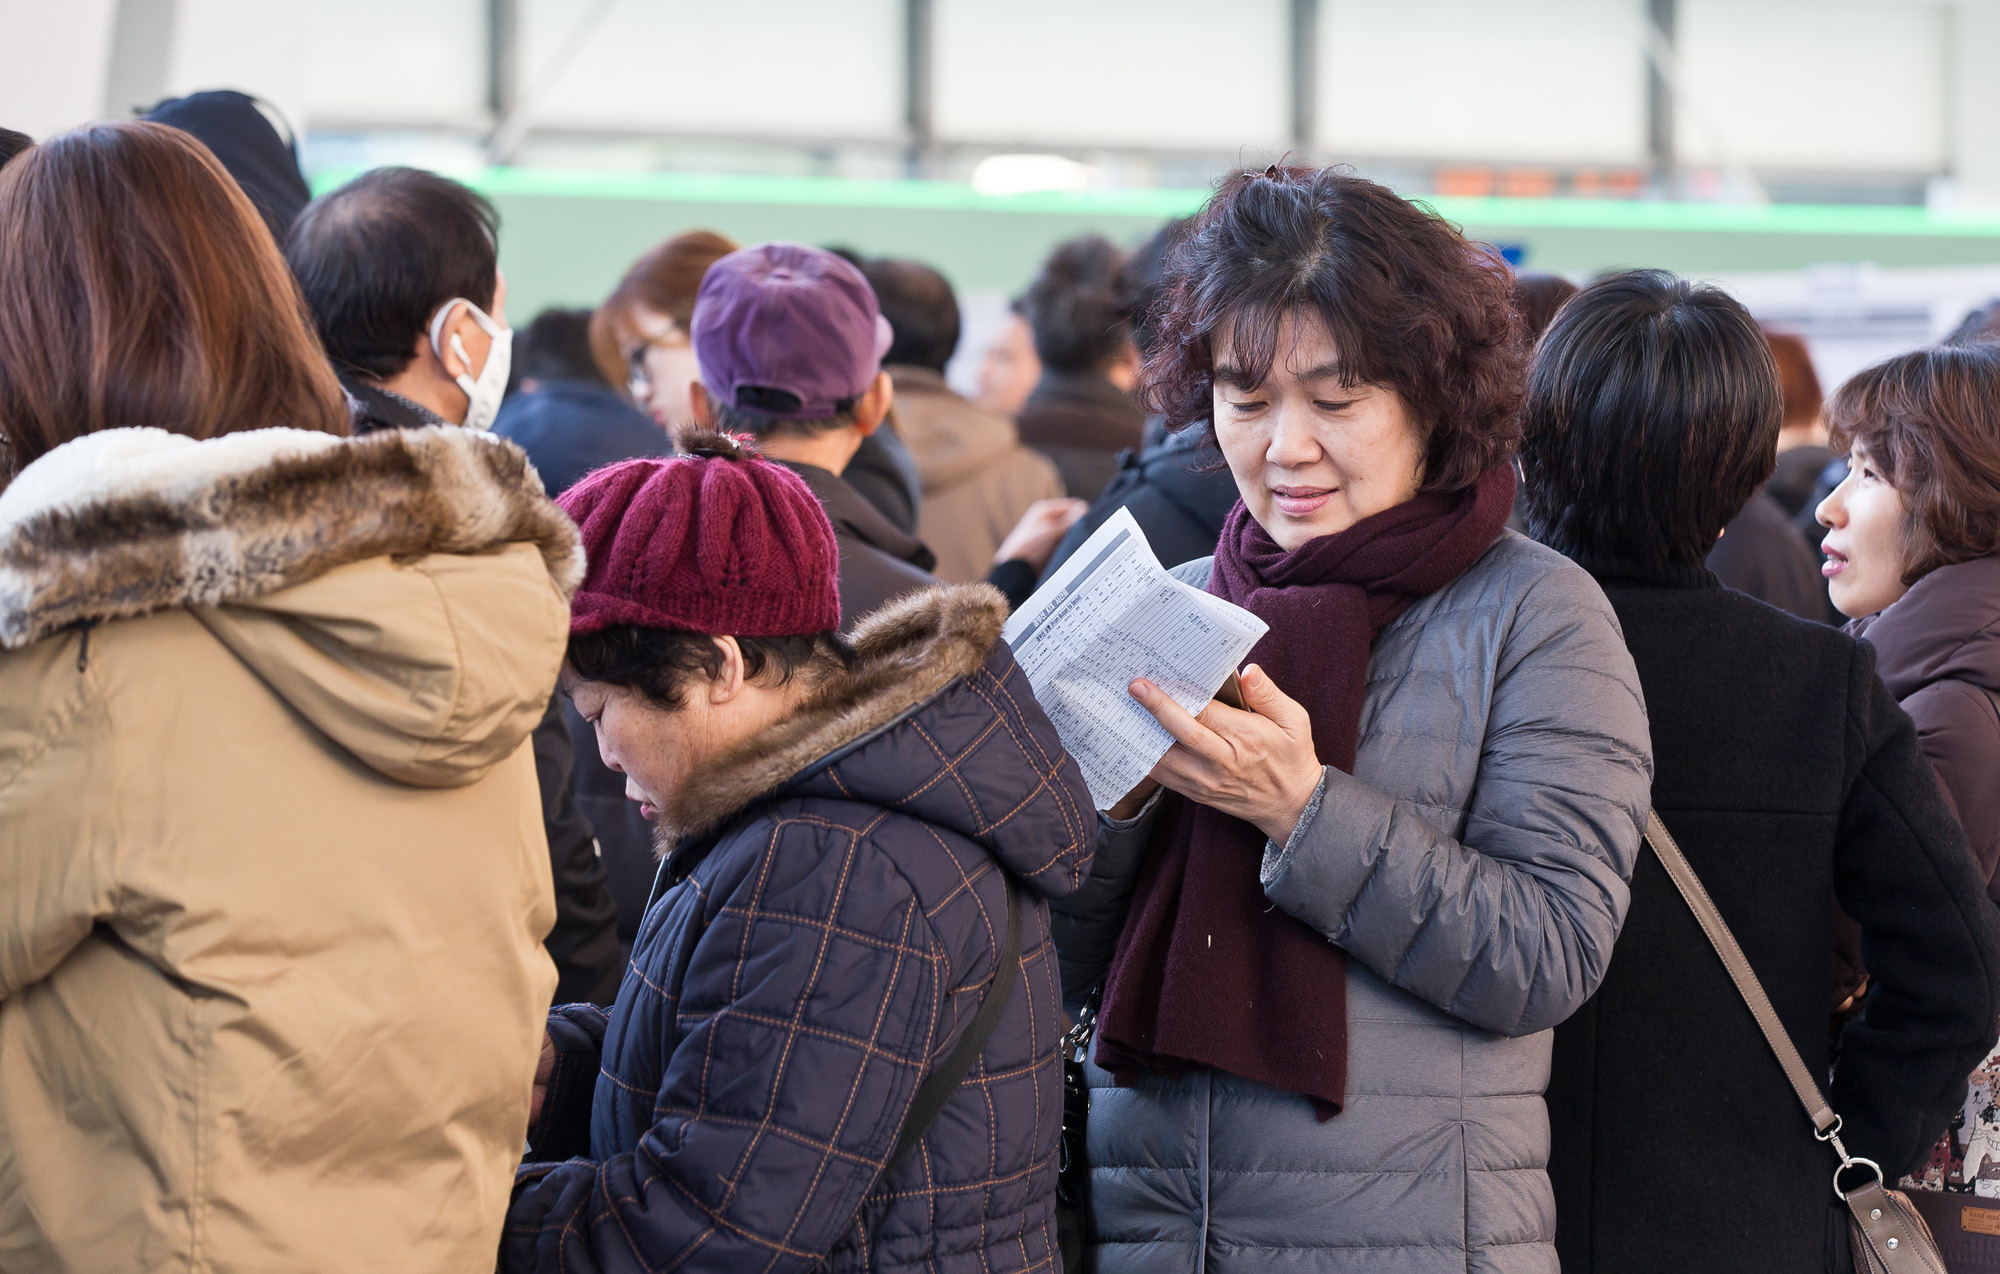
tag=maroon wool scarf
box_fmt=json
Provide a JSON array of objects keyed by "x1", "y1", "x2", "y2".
[{"x1": 1094, "y1": 464, "x2": 1516, "y2": 1119}]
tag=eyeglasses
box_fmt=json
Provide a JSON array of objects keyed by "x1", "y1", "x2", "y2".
[{"x1": 623, "y1": 327, "x2": 690, "y2": 401}]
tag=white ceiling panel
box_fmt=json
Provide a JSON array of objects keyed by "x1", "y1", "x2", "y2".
[
  {"x1": 521, "y1": 0, "x2": 904, "y2": 139},
  {"x1": 934, "y1": 0, "x2": 1290, "y2": 150},
  {"x1": 1673, "y1": 0, "x2": 1947, "y2": 171},
  {"x1": 1320, "y1": 0, "x2": 1648, "y2": 164}
]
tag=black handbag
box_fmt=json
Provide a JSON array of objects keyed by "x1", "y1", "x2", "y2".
[{"x1": 1057, "y1": 991, "x2": 1098, "y2": 1274}]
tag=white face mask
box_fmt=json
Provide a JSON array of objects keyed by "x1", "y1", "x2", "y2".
[{"x1": 428, "y1": 298, "x2": 512, "y2": 431}]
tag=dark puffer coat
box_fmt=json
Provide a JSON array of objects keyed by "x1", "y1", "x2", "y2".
[
  {"x1": 504, "y1": 586, "x2": 1094, "y2": 1273},
  {"x1": 1042, "y1": 417, "x2": 1238, "y2": 579},
  {"x1": 1545, "y1": 559, "x2": 2000, "y2": 1274}
]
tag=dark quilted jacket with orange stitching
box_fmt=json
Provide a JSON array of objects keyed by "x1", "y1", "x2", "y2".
[{"x1": 502, "y1": 587, "x2": 1093, "y2": 1273}]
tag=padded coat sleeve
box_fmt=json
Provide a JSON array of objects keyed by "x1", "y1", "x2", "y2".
[
  {"x1": 1259, "y1": 564, "x2": 1653, "y2": 1037},
  {"x1": 524, "y1": 1003, "x2": 612, "y2": 1164},
  {"x1": 1899, "y1": 678, "x2": 2000, "y2": 892},
  {"x1": 499, "y1": 823, "x2": 947, "y2": 1274},
  {"x1": 1830, "y1": 646, "x2": 2000, "y2": 1178},
  {"x1": 1049, "y1": 796, "x2": 1169, "y2": 1011}
]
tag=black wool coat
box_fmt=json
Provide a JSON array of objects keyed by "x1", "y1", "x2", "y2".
[{"x1": 1546, "y1": 560, "x2": 2000, "y2": 1274}]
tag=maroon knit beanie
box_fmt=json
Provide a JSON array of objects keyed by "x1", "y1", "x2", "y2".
[{"x1": 558, "y1": 433, "x2": 841, "y2": 637}]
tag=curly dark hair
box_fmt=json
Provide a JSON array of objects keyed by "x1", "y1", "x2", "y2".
[
  {"x1": 1142, "y1": 166, "x2": 1524, "y2": 495},
  {"x1": 1827, "y1": 342, "x2": 2000, "y2": 583}
]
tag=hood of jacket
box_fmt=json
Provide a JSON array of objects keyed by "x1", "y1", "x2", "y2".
[
  {"x1": 1016, "y1": 369, "x2": 1148, "y2": 454},
  {"x1": 0, "y1": 425, "x2": 584, "y2": 784},
  {"x1": 1850, "y1": 553, "x2": 2000, "y2": 700},
  {"x1": 887, "y1": 365, "x2": 1020, "y2": 490},
  {"x1": 143, "y1": 90, "x2": 311, "y2": 242},
  {"x1": 775, "y1": 459, "x2": 938, "y2": 572},
  {"x1": 1132, "y1": 418, "x2": 1238, "y2": 518},
  {"x1": 654, "y1": 583, "x2": 1092, "y2": 900}
]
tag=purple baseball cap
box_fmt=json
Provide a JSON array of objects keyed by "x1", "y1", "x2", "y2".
[{"x1": 690, "y1": 242, "x2": 895, "y2": 421}]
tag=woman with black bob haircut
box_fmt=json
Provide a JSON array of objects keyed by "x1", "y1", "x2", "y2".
[
  {"x1": 1050, "y1": 165, "x2": 1653, "y2": 1273},
  {"x1": 1523, "y1": 269, "x2": 2000, "y2": 1274}
]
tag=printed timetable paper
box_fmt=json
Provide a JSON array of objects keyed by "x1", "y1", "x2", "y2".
[{"x1": 1002, "y1": 507, "x2": 1268, "y2": 808}]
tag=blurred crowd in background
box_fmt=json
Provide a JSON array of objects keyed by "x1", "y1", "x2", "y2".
[{"x1": 3, "y1": 73, "x2": 2000, "y2": 1274}]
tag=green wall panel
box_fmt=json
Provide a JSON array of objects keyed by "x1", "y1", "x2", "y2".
[{"x1": 312, "y1": 169, "x2": 2000, "y2": 322}]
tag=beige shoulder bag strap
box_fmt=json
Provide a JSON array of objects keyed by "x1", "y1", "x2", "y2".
[{"x1": 1644, "y1": 811, "x2": 1947, "y2": 1274}]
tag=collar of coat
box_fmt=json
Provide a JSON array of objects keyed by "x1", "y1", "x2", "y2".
[
  {"x1": 0, "y1": 425, "x2": 584, "y2": 651},
  {"x1": 653, "y1": 582, "x2": 1011, "y2": 855}
]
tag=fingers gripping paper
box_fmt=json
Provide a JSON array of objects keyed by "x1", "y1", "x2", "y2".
[{"x1": 1002, "y1": 508, "x2": 1268, "y2": 808}]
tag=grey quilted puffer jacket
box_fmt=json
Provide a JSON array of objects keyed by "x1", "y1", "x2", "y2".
[{"x1": 1052, "y1": 530, "x2": 1653, "y2": 1274}]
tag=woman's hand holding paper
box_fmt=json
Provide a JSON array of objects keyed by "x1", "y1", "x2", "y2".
[{"x1": 1128, "y1": 663, "x2": 1323, "y2": 845}]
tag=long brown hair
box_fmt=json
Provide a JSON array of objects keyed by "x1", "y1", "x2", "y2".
[
  {"x1": 0, "y1": 121, "x2": 349, "y2": 480},
  {"x1": 589, "y1": 229, "x2": 738, "y2": 390}
]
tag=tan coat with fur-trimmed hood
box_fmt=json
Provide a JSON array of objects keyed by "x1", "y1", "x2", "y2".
[{"x1": 0, "y1": 425, "x2": 582, "y2": 1273}]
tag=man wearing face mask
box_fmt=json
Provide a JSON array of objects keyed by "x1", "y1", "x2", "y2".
[
  {"x1": 285, "y1": 168, "x2": 624, "y2": 1007},
  {"x1": 286, "y1": 167, "x2": 516, "y2": 435}
]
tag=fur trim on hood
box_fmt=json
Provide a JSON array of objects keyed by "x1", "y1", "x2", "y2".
[
  {"x1": 654, "y1": 583, "x2": 1011, "y2": 853},
  {"x1": 0, "y1": 426, "x2": 585, "y2": 651}
]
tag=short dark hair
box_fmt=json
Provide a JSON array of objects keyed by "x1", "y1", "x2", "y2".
[
  {"x1": 709, "y1": 399, "x2": 859, "y2": 439},
  {"x1": 566, "y1": 624, "x2": 855, "y2": 710},
  {"x1": 1826, "y1": 342, "x2": 2000, "y2": 582},
  {"x1": 515, "y1": 307, "x2": 608, "y2": 388},
  {"x1": 283, "y1": 167, "x2": 499, "y2": 380},
  {"x1": 1512, "y1": 272, "x2": 1578, "y2": 347},
  {"x1": 1023, "y1": 235, "x2": 1131, "y2": 372},
  {"x1": 1145, "y1": 166, "x2": 1524, "y2": 495},
  {"x1": 0, "y1": 128, "x2": 31, "y2": 170},
  {"x1": 1521, "y1": 269, "x2": 1780, "y2": 569},
  {"x1": 1124, "y1": 217, "x2": 1191, "y2": 358},
  {"x1": 862, "y1": 258, "x2": 959, "y2": 372}
]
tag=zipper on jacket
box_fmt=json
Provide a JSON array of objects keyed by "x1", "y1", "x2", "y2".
[
  {"x1": 1195, "y1": 1071, "x2": 1211, "y2": 1274},
  {"x1": 74, "y1": 620, "x2": 94, "y2": 672}
]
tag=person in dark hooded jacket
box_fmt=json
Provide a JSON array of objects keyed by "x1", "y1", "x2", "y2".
[
  {"x1": 1041, "y1": 218, "x2": 1237, "y2": 577},
  {"x1": 493, "y1": 306, "x2": 671, "y2": 496},
  {"x1": 1016, "y1": 235, "x2": 1147, "y2": 500},
  {"x1": 505, "y1": 434, "x2": 1093, "y2": 1273},
  {"x1": 143, "y1": 90, "x2": 310, "y2": 242}
]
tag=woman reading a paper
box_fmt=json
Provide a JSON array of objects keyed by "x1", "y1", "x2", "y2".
[{"x1": 1048, "y1": 167, "x2": 1653, "y2": 1274}]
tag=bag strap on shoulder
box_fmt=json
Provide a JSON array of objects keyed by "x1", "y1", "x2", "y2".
[
  {"x1": 891, "y1": 872, "x2": 1022, "y2": 1165},
  {"x1": 1644, "y1": 812, "x2": 1946, "y2": 1274},
  {"x1": 1643, "y1": 812, "x2": 1839, "y2": 1134}
]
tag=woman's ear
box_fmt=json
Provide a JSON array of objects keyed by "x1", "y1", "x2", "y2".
[{"x1": 707, "y1": 635, "x2": 749, "y2": 705}]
